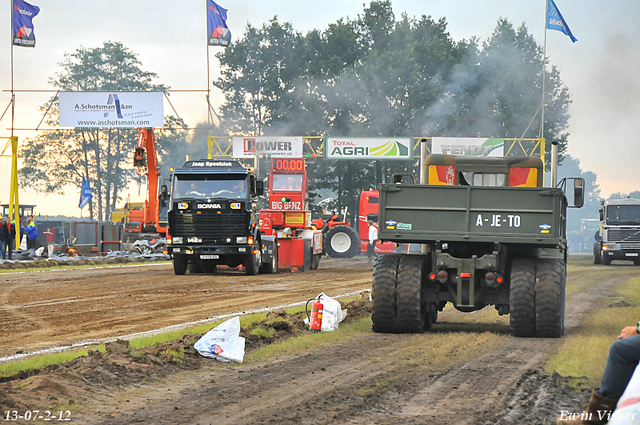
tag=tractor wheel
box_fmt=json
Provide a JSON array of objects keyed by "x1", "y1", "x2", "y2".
[
  {"x1": 245, "y1": 240, "x2": 262, "y2": 275},
  {"x1": 509, "y1": 258, "x2": 537, "y2": 337},
  {"x1": 535, "y1": 259, "x2": 566, "y2": 337},
  {"x1": 260, "y1": 244, "x2": 278, "y2": 274},
  {"x1": 172, "y1": 254, "x2": 187, "y2": 275},
  {"x1": 372, "y1": 255, "x2": 428, "y2": 333},
  {"x1": 593, "y1": 243, "x2": 601, "y2": 264},
  {"x1": 602, "y1": 252, "x2": 611, "y2": 265},
  {"x1": 324, "y1": 225, "x2": 361, "y2": 258}
]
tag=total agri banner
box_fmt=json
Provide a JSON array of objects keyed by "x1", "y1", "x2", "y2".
[
  {"x1": 232, "y1": 137, "x2": 303, "y2": 158},
  {"x1": 58, "y1": 92, "x2": 164, "y2": 128},
  {"x1": 325, "y1": 137, "x2": 413, "y2": 160},
  {"x1": 431, "y1": 137, "x2": 505, "y2": 157}
]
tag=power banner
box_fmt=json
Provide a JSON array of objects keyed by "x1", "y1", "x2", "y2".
[
  {"x1": 325, "y1": 137, "x2": 413, "y2": 160},
  {"x1": 431, "y1": 138, "x2": 505, "y2": 157},
  {"x1": 58, "y1": 92, "x2": 164, "y2": 128},
  {"x1": 232, "y1": 137, "x2": 303, "y2": 158}
]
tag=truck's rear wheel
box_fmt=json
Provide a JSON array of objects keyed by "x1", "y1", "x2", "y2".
[
  {"x1": 172, "y1": 254, "x2": 187, "y2": 275},
  {"x1": 509, "y1": 258, "x2": 536, "y2": 337},
  {"x1": 372, "y1": 255, "x2": 401, "y2": 333},
  {"x1": 245, "y1": 241, "x2": 262, "y2": 275},
  {"x1": 602, "y1": 252, "x2": 611, "y2": 265},
  {"x1": 372, "y1": 255, "x2": 428, "y2": 333},
  {"x1": 397, "y1": 256, "x2": 428, "y2": 332},
  {"x1": 593, "y1": 243, "x2": 601, "y2": 264},
  {"x1": 310, "y1": 250, "x2": 320, "y2": 270},
  {"x1": 324, "y1": 225, "x2": 360, "y2": 258},
  {"x1": 535, "y1": 259, "x2": 565, "y2": 337}
]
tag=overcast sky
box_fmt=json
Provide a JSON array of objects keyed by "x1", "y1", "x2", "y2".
[{"x1": 1, "y1": 0, "x2": 639, "y2": 217}]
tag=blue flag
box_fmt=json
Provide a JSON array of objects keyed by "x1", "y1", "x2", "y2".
[
  {"x1": 79, "y1": 176, "x2": 93, "y2": 209},
  {"x1": 12, "y1": 0, "x2": 40, "y2": 48},
  {"x1": 547, "y1": 0, "x2": 577, "y2": 43},
  {"x1": 207, "y1": 0, "x2": 231, "y2": 47}
]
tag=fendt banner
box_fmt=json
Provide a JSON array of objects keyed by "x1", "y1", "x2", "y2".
[
  {"x1": 325, "y1": 137, "x2": 413, "y2": 160},
  {"x1": 431, "y1": 137, "x2": 505, "y2": 157},
  {"x1": 59, "y1": 92, "x2": 164, "y2": 128},
  {"x1": 232, "y1": 137, "x2": 303, "y2": 158}
]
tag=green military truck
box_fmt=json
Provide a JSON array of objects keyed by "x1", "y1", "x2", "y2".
[{"x1": 372, "y1": 154, "x2": 584, "y2": 337}]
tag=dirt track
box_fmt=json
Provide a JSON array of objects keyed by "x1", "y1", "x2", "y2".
[
  {"x1": 1, "y1": 255, "x2": 639, "y2": 424},
  {"x1": 0, "y1": 258, "x2": 372, "y2": 359}
]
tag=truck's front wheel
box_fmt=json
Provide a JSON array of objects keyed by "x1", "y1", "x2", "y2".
[
  {"x1": 173, "y1": 254, "x2": 187, "y2": 275},
  {"x1": 535, "y1": 259, "x2": 566, "y2": 337},
  {"x1": 602, "y1": 252, "x2": 611, "y2": 265},
  {"x1": 509, "y1": 258, "x2": 536, "y2": 337},
  {"x1": 593, "y1": 243, "x2": 601, "y2": 264},
  {"x1": 245, "y1": 241, "x2": 262, "y2": 275}
]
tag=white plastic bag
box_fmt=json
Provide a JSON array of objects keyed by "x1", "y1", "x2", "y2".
[
  {"x1": 316, "y1": 293, "x2": 347, "y2": 332},
  {"x1": 194, "y1": 316, "x2": 245, "y2": 363},
  {"x1": 20, "y1": 234, "x2": 27, "y2": 251}
]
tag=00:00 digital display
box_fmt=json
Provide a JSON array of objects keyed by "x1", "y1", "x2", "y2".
[{"x1": 274, "y1": 158, "x2": 304, "y2": 172}]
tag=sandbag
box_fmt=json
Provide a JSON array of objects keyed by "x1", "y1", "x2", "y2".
[
  {"x1": 316, "y1": 293, "x2": 347, "y2": 332},
  {"x1": 194, "y1": 316, "x2": 245, "y2": 363}
]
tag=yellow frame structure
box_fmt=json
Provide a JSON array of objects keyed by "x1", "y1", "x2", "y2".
[{"x1": 0, "y1": 136, "x2": 20, "y2": 247}]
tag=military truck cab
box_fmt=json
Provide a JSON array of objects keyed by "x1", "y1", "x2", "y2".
[
  {"x1": 372, "y1": 154, "x2": 584, "y2": 338},
  {"x1": 166, "y1": 160, "x2": 275, "y2": 275}
]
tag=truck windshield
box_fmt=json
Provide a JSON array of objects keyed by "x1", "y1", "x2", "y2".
[
  {"x1": 606, "y1": 205, "x2": 640, "y2": 225},
  {"x1": 273, "y1": 174, "x2": 303, "y2": 191},
  {"x1": 172, "y1": 175, "x2": 248, "y2": 199}
]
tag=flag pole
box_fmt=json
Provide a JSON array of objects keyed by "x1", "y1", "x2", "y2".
[
  {"x1": 206, "y1": 0, "x2": 212, "y2": 126},
  {"x1": 540, "y1": 0, "x2": 548, "y2": 140},
  {"x1": 10, "y1": 0, "x2": 15, "y2": 139}
]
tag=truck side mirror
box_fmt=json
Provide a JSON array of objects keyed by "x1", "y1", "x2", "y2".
[
  {"x1": 599, "y1": 209, "x2": 604, "y2": 221},
  {"x1": 573, "y1": 178, "x2": 584, "y2": 208},
  {"x1": 255, "y1": 180, "x2": 264, "y2": 196}
]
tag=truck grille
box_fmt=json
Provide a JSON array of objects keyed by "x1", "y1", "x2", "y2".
[
  {"x1": 620, "y1": 242, "x2": 640, "y2": 250},
  {"x1": 173, "y1": 210, "x2": 249, "y2": 242},
  {"x1": 607, "y1": 229, "x2": 640, "y2": 242}
]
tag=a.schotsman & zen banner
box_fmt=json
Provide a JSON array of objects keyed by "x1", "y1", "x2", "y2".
[
  {"x1": 325, "y1": 137, "x2": 413, "y2": 160},
  {"x1": 58, "y1": 92, "x2": 164, "y2": 128}
]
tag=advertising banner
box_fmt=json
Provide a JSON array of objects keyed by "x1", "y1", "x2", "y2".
[
  {"x1": 59, "y1": 92, "x2": 164, "y2": 128},
  {"x1": 431, "y1": 138, "x2": 504, "y2": 157},
  {"x1": 232, "y1": 137, "x2": 303, "y2": 158},
  {"x1": 325, "y1": 137, "x2": 413, "y2": 160}
]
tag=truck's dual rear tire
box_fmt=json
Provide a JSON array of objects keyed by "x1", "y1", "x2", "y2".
[
  {"x1": 535, "y1": 259, "x2": 565, "y2": 338},
  {"x1": 372, "y1": 255, "x2": 429, "y2": 333},
  {"x1": 510, "y1": 257, "x2": 566, "y2": 338},
  {"x1": 509, "y1": 258, "x2": 537, "y2": 337}
]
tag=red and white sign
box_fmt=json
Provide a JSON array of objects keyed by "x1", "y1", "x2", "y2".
[{"x1": 232, "y1": 137, "x2": 303, "y2": 158}]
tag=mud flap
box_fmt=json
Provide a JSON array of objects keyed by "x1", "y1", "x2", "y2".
[
  {"x1": 261, "y1": 236, "x2": 276, "y2": 266},
  {"x1": 302, "y1": 238, "x2": 312, "y2": 272}
]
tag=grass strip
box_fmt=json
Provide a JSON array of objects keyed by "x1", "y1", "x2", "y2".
[
  {"x1": 545, "y1": 275, "x2": 640, "y2": 388},
  {"x1": 0, "y1": 261, "x2": 171, "y2": 274}
]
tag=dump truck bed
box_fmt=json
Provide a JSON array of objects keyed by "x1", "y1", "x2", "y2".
[{"x1": 378, "y1": 184, "x2": 567, "y2": 246}]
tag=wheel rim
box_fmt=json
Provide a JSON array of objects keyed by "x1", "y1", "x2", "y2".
[{"x1": 330, "y1": 232, "x2": 351, "y2": 253}]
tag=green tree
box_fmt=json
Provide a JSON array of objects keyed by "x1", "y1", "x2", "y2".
[{"x1": 19, "y1": 41, "x2": 187, "y2": 220}]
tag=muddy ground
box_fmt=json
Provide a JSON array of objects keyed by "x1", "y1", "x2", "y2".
[{"x1": 0, "y1": 255, "x2": 637, "y2": 424}]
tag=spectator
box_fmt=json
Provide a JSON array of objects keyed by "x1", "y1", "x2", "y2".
[
  {"x1": 367, "y1": 220, "x2": 378, "y2": 262},
  {"x1": 280, "y1": 176, "x2": 301, "y2": 190},
  {"x1": 0, "y1": 217, "x2": 7, "y2": 260},
  {"x1": 25, "y1": 215, "x2": 38, "y2": 250},
  {"x1": 557, "y1": 325, "x2": 640, "y2": 424}
]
